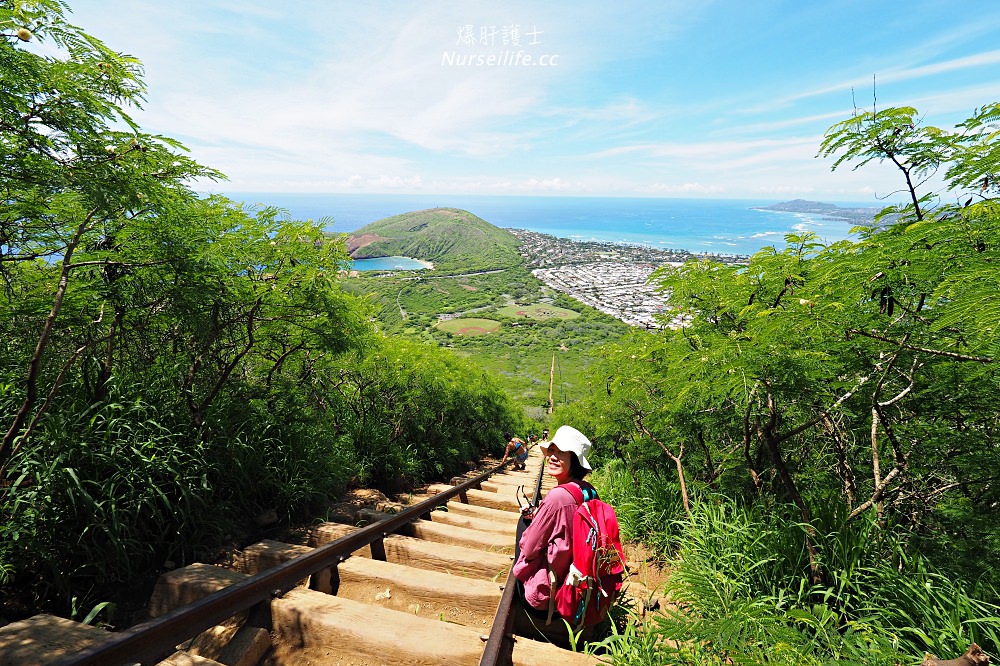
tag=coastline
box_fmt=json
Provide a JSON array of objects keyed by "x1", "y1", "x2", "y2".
[
  {"x1": 231, "y1": 194, "x2": 870, "y2": 257},
  {"x1": 509, "y1": 228, "x2": 747, "y2": 269}
]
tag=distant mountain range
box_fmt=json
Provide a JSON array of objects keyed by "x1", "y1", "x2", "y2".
[
  {"x1": 343, "y1": 207, "x2": 522, "y2": 272},
  {"x1": 753, "y1": 199, "x2": 886, "y2": 226}
]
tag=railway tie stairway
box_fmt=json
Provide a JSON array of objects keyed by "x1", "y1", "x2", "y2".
[{"x1": 0, "y1": 445, "x2": 623, "y2": 665}]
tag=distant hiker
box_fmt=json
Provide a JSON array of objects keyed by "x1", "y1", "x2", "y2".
[
  {"x1": 501, "y1": 432, "x2": 529, "y2": 470},
  {"x1": 540, "y1": 428, "x2": 549, "y2": 442},
  {"x1": 512, "y1": 425, "x2": 625, "y2": 631}
]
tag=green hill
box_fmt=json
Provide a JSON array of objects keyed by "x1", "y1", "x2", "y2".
[{"x1": 344, "y1": 208, "x2": 522, "y2": 272}]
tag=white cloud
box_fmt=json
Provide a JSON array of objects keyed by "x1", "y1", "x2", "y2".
[
  {"x1": 755, "y1": 49, "x2": 1000, "y2": 113},
  {"x1": 56, "y1": 1, "x2": 1000, "y2": 197},
  {"x1": 636, "y1": 182, "x2": 726, "y2": 195},
  {"x1": 754, "y1": 184, "x2": 816, "y2": 195},
  {"x1": 520, "y1": 177, "x2": 577, "y2": 191}
]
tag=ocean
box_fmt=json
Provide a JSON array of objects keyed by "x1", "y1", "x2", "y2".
[{"x1": 222, "y1": 193, "x2": 880, "y2": 257}]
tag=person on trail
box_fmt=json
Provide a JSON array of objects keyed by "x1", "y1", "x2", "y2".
[
  {"x1": 500, "y1": 432, "x2": 529, "y2": 470},
  {"x1": 511, "y1": 425, "x2": 593, "y2": 617}
]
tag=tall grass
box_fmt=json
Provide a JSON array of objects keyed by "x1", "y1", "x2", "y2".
[
  {"x1": 591, "y1": 458, "x2": 686, "y2": 556},
  {"x1": 654, "y1": 499, "x2": 1000, "y2": 664},
  {"x1": 0, "y1": 389, "x2": 354, "y2": 617},
  {"x1": 0, "y1": 340, "x2": 525, "y2": 620},
  {"x1": 588, "y1": 465, "x2": 1000, "y2": 665},
  {"x1": 1, "y1": 398, "x2": 219, "y2": 610}
]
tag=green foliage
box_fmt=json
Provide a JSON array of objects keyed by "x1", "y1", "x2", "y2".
[
  {"x1": 589, "y1": 459, "x2": 685, "y2": 555},
  {"x1": 653, "y1": 499, "x2": 1000, "y2": 664},
  {"x1": 345, "y1": 263, "x2": 632, "y2": 410},
  {"x1": 1, "y1": 396, "x2": 218, "y2": 608},
  {"x1": 0, "y1": 1, "x2": 529, "y2": 621},
  {"x1": 324, "y1": 337, "x2": 526, "y2": 491},
  {"x1": 572, "y1": 101, "x2": 1000, "y2": 664},
  {"x1": 7, "y1": 10, "x2": 998, "y2": 662},
  {"x1": 343, "y1": 266, "x2": 533, "y2": 325}
]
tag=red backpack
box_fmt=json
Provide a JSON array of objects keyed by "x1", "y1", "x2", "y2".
[{"x1": 549, "y1": 481, "x2": 627, "y2": 628}]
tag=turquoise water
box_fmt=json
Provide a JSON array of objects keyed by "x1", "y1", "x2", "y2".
[
  {"x1": 350, "y1": 256, "x2": 430, "y2": 271},
  {"x1": 224, "y1": 193, "x2": 886, "y2": 256}
]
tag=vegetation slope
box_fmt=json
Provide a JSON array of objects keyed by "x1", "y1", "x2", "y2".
[
  {"x1": 345, "y1": 207, "x2": 522, "y2": 272},
  {"x1": 342, "y1": 255, "x2": 632, "y2": 414}
]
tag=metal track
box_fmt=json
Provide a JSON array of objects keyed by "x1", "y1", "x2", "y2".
[
  {"x1": 479, "y1": 455, "x2": 546, "y2": 665},
  {"x1": 27, "y1": 451, "x2": 573, "y2": 666}
]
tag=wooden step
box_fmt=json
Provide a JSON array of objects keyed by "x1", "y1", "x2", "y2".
[
  {"x1": 496, "y1": 469, "x2": 545, "y2": 482},
  {"x1": 512, "y1": 634, "x2": 600, "y2": 666},
  {"x1": 268, "y1": 587, "x2": 598, "y2": 666},
  {"x1": 481, "y1": 478, "x2": 555, "y2": 495},
  {"x1": 237, "y1": 539, "x2": 503, "y2": 628},
  {"x1": 270, "y1": 588, "x2": 484, "y2": 664},
  {"x1": 309, "y1": 523, "x2": 511, "y2": 580},
  {"x1": 481, "y1": 478, "x2": 530, "y2": 492},
  {"x1": 0, "y1": 614, "x2": 226, "y2": 666},
  {"x1": 426, "y1": 498, "x2": 523, "y2": 522},
  {"x1": 149, "y1": 563, "x2": 247, "y2": 618},
  {"x1": 410, "y1": 519, "x2": 513, "y2": 553},
  {"x1": 491, "y1": 470, "x2": 553, "y2": 484},
  {"x1": 237, "y1": 540, "x2": 334, "y2": 593},
  {"x1": 395, "y1": 495, "x2": 522, "y2": 525},
  {"x1": 352, "y1": 508, "x2": 513, "y2": 552},
  {"x1": 336, "y1": 557, "x2": 502, "y2": 627},
  {"x1": 423, "y1": 508, "x2": 517, "y2": 536},
  {"x1": 387, "y1": 533, "x2": 512, "y2": 581},
  {"x1": 181, "y1": 621, "x2": 270, "y2": 666},
  {"x1": 309, "y1": 522, "x2": 373, "y2": 557},
  {"x1": 427, "y1": 484, "x2": 522, "y2": 512}
]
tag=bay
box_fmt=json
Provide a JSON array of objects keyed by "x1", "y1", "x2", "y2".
[
  {"x1": 223, "y1": 193, "x2": 880, "y2": 257},
  {"x1": 350, "y1": 256, "x2": 432, "y2": 271}
]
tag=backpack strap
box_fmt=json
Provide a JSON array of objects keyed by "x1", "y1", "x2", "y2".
[
  {"x1": 562, "y1": 480, "x2": 585, "y2": 505},
  {"x1": 567, "y1": 480, "x2": 598, "y2": 503}
]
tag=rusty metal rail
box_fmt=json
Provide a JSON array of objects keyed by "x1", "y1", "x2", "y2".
[
  {"x1": 55, "y1": 460, "x2": 519, "y2": 666},
  {"x1": 479, "y1": 454, "x2": 547, "y2": 666}
]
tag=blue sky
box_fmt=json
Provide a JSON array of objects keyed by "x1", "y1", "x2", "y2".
[{"x1": 57, "y1": 1, "x2": 1000, "y2": 201}]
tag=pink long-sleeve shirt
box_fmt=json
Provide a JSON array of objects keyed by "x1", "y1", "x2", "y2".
[{"x1": 512, "y1": 484, "x2": 578, "y2": 610}]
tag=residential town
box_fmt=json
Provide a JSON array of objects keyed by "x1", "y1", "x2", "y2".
[
  {"x1": 534, "y1": 261, "x2": 680, "y2": 328},
  {"x1": 509, "y1": 229, "x2": 745, "y2": 328},
  {"x1": 508, "y1": 229, "x2": 745, "y2": 269}
]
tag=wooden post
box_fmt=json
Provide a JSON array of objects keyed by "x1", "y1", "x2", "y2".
[{"x1": 548, "y1": 353, "x2": 555, "y2": 414}]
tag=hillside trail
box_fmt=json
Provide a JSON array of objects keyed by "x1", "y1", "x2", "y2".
[{"x1": 273, "y1": 461, "x2": 674, "y2": 620}]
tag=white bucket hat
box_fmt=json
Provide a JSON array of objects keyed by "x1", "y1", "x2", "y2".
[{"x1": 543, "y1": 425, "x2": 592, "y2": 471}]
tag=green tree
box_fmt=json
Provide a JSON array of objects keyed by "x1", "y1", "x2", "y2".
[
  {"x1": 592, "y1": 103, "x2": 1000, "y2": 550},
  {"x1": 1, "y1": 0, "x2": 221, "y2": 470},
  {"x1": 576, "y1": 102, "x2": 1000, "y2": 662},
  {"x1": 2, "y1": 3, "x2": 532, "y2": 618},
  {"x1": 0, "y1": 1, "x2": 372, "y2": 612}
]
